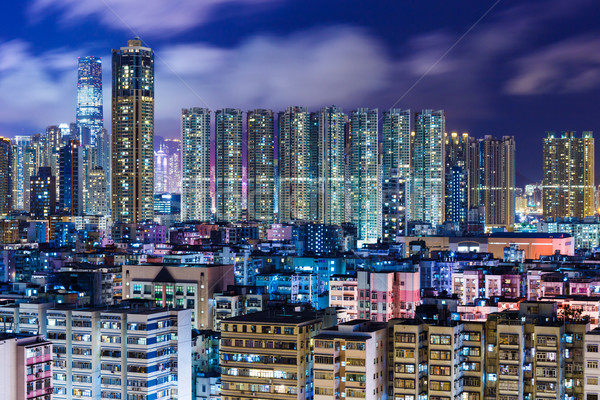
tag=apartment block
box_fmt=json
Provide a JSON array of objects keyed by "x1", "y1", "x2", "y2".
[
  {"x1": 313, "y1": 320, "x2": 388, "y2": 399},
  {"x1": 47, "y1": 305, "x2": 192, "y2": 400},
  {"x1": 357, "y1": 269, "x2": 420, "y2": 321},
  {"x1": 387, "y1": 319, "x2": 485, "y2": 400},
  {"x1": 329, "y1": 275, "x2": 358, "y2": 321},
  {"x1": 220, "y1": 309, "x2": 323, "y2": 400}
]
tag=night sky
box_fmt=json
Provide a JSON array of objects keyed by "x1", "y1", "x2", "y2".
[{"x1": 1, "y1": 0, "x2": 599, "y2": 185}]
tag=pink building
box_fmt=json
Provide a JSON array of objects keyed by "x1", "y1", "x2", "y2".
[
  {"x1": 0, "y1": 334, "x2": 52, "y2": 400},
  {"x1": 267, "y1": 224, "x2": 293, "y2": 241},
  {"x1": 357, "y1": 269, "x2": 420, "y2": 322}
]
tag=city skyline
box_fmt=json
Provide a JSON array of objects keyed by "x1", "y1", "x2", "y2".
[{"x1": 0, "y1": 1, "x2": 598, "y2": 184}]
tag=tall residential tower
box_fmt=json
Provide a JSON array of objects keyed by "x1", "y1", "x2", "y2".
[
  {"x1": 181, "y1": 108, "x2": 212, "y2": 222},
  {"x1": 279, "y1": 106, "x2": 317, "y2": 222},
  {"x1": 411, "y1": 110, "x2": 445, "y2": 227},
  {"x1": 318, "y1": 106, "x2": 347, "y2": 225},
  {"x1": 543, "y1": 131, "x2": 594, "y2": 220},
  {"x1": 111, "y1": 38, "x2": 155, "y2": 223},
  {"x1": 247, "y1": 109, "x2": 275, "y2": 223},
  {"x1": 215, "y1": 108, "x2": 243, "y2": 222},
  {"x1": 349, "y1": 108, "x2": 379, "y2": 241}
]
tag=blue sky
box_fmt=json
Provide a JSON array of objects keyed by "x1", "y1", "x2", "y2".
[{"x1": 0, "y1": 0, "x2": 599, "y2": 184}]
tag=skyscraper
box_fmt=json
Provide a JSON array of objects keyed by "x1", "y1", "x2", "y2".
[
  {"x1": 59, "y1": 140, "x2": 82, "y2": 216},
  {"x1": 411, "y1": 110, "x2": 445, "y2": 226},
  {"x1": 543, "y1": 131, "x2": 594, "y2": 220},
  {"x1": 0, "y1": 137, "x2": 11, "y2": 215},
  {"x1": 278, "y1": 106, "x2": 317, "y2": 222},
  {"x1": 349, "y1": 108, "x2": 379, "y2": 241},
  {"x1": 444, "y1": 132, "x2": 471, "y2": 228},
  {"x1": 472, "y1": 135, "x2": 516, "y2": 227},
  {"x1": 111, "y1": 38, "x2": 154, "y2": 223},
  {"x1": 382, "y1": 109, "x2": 411, "y2": 179},
  {"x1": 215, "y1": 108, "x2": 243, "y2": 222},
  {"x1": 318, "y1": 106, "x2": 347, "y2": 225},
  {"x1": 247, "y1": 109, "x2": 275, "y2": 223},
  {"x1": 76, "y1": 56, "x2": 103, "y2": 146},
  {"x1": 181, "y1": 107, "x2": 212, "y2": 222}
]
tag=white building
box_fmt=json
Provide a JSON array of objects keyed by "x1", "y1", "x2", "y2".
[{"x1": 48, "y1": 306, "x2": 192, "y2": 400}]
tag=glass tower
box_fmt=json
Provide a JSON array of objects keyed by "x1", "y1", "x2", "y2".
[
  {"x1": 111, "y1": 38, "x2": 155, "y2": 223},
  {"x1": 76, "y1": 56, "x2": 103, "y2": 146}
]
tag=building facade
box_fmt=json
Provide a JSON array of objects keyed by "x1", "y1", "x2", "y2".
[
  {"x1": 349, "y1": 108, "x2": 379, "y2": 242},
  {"x1": 318, "y1": 106, "x2": 347, "y2": 225},
  {"x1": 247, "y1": 109, "x2": 275, "y2": 223},
  {"x1": 411, "y1": 110, "x2": 445, "y2": 227},
  {"x1": 181, "y1": 107, "x2": 212, "y2": 222},
  {"x1": 543, "y1": 131, "x2": 595, "y2": 220},
  {"x1": 279, "y1": 106, "x2": 317, "y2": 222},
  {"x1": 215, "y1": 108, "x2": 243, "y2": 222},
  {"x1": 111, "y1": 38, "x2": 155, "y2": 223}
]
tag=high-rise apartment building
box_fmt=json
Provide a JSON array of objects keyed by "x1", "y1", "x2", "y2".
[
  {"x1": 471, "y1": 135, "x2": 516, "y2": 227},
  {"x1": 543, "y1": 131, "x2": 595, "y2": 220},
  {"x1": 111, "y1": 38, "x2": 155, "y2": 223},
  {"x1": 76, "y1": 56, "x2": 103, "y2": 146},
  {"x1": 215, "y1": 108, "x2": 243, "y2": 222},
  {"x1": 247, "y1": 109, "x2": 275, "y2": 223},
  {"x1": 58, "y1": 140, "x2": 82, "y2": 216},
  {"x1": 279, "y1": 106, "x2": 317, "y2": 222},
  {"x1": 411, "y1": 110, "x2": 445, "y2": 226},
  {"x1": 445, "y1": 132, "x2": 471, "y2": 228},
  {"x1": 318, "y1": 106, "x2": 347, "y2": 225},
  {"x1": 349, "y1": 108, "x2": 379, "y2": 242},
  {"x1": 30, "y1": 167, "x2": 56, "y2": 219},
  {"x1": 382, "y1": 109, "x2": 411, "y2": 179},
  {"x1": 220, "y1": 309, "x2": 323, "y2": 400},
  {"x1": 0, "y1": 137, "x2": 11, "y2": 214},
  {"x1": 48, "y1": 306, "x2": 191, "y2": 400},
  {"x1": 181, "y1": 108, "x2": 212, "y2": 222}
]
